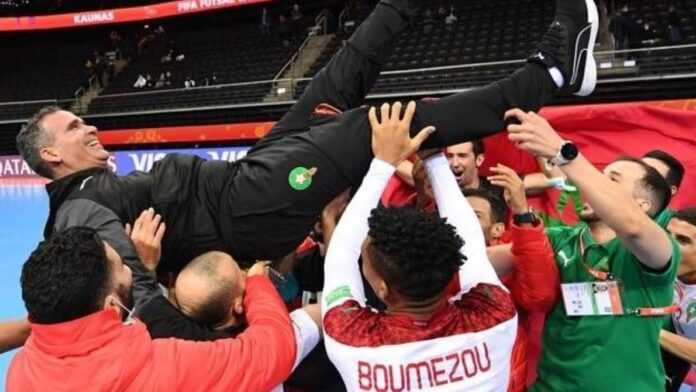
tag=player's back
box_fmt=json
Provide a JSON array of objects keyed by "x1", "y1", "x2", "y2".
[{"x1": 323, "y1": 283, "x2": 518, "y2": 392}]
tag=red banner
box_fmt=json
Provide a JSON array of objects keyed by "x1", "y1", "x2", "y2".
[
  {"x1": 480, "y1": 100, "x2": 696, "y2": 217},
  {"x1": 0, "y1": 0, "x2": 272, "y2": 32},
  {"x1": 97, "y1": 122, "x2": 275, "y2": 145}
]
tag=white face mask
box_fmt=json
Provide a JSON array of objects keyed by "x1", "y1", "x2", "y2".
[{"x1": 110, "y1": 297, "x2": 135, "y2": 325}]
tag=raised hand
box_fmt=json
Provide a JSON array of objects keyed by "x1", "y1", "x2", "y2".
[
  {"x1": 125, "y1": 207, "x2": 166, "y2": 272},
  {"x1": 505, "y1": 108, "x2": 565, "y2": 159},
  {"x1": 488, "y1": 164, "x2": 529, "y2": 215},
  {"x1": 368, "y1": 101, "x2": 435, "y2": 166}
]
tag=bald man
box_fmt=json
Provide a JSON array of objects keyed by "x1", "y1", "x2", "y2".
[
  {"x1": 174, "y1": 251, "x2": 248, "y2": 330},
  {"x1": 174, "y1": 251, "x2": 323, "y2": 391}
]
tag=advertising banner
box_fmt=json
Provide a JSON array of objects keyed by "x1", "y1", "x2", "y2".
[
  {"x1": 0, "y1": 146, "x2": 252, "y2": 181},
  {"x1": 0, "y1": 0, "x2": 273, "y2": 32}
]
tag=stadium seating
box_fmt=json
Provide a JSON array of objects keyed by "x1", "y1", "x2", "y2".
[
  {"x1": 0, "y1": 28, "x2": 106, "y2": 116},
  {"x1": 87, "y1": 22, "x2": 304, "y2": 114},
  {"x1": 295, "y1": 0, "x2": 696, "y2": 98},
  {"x1": 85, "y1": 0, "x2": 346, "y2": 114},
  {"x1": 0, "y1": 0, "x2": 695, "y2": 137}
]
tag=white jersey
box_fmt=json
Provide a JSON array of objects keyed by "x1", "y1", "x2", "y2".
[
  {"x1": 271, "y1": 308, "x2": 321, "y2": 392},
  {"x1": 321, "y1": 156, "x2": 517, "y2": 392},
  {"x1": 673, "y1": 280, "x2": 696, "y2": 338}
]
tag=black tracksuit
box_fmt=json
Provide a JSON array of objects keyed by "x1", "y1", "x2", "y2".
[{"x1": 44, "y1": 0, "x2": 556, "y2": 329}]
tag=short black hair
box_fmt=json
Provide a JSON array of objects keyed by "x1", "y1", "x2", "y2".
[
  {"x1": 367, "y1": 206, "x2": 465, "y2": 302},
  {"x1": 21, "y1": 227, "x2": 111, "y2": 324},
  {"x1": 643, "y1": 150, "x2": 685, "y2": 190},
  {"x1": 462, "y1": 187, "x2": 508, "y2": 224},
  {"x1": 674, "y1": 207, "x2": 696, "y2": 227},
  {"x1": 614, "y1": 156, "x2": 672, "y2": 217},
  {"x1": 472, "y1": 139, "x2": 485, "y2": 156}
]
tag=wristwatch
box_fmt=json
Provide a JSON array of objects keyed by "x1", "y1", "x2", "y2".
[
  {"x1": 549, "y1": 141, "x2": 579, "y2": 166},
  {"x1": 513, "y1": 211, "x2": 538, "y2": 225}
]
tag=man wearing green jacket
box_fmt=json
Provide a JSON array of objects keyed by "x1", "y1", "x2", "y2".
[{"x1": 505, "y1": 108, "x2": 681, "y2": 392}]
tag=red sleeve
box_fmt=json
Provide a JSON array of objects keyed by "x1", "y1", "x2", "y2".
[
  {"x1": 507, "y1": 222, "x2": 560, "y2": 313},
  {"x1": 381, "y1": 175, "x2": 418, "y2": 207},
  {"x1": 162, "y1": 276, "x2": 296, "y2": 391}
]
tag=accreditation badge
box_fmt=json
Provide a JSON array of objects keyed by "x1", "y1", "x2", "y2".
[{"x1": 561, "y1": 281, "x2": 624, "y2": 316}]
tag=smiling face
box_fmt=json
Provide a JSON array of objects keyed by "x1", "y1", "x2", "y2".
[{"x1": 39, "y1": 110, "x2": 109, "y2": 178}]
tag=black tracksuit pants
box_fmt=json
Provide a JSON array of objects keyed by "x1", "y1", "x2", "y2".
[{"x1": 217, "y1": 0, "x2": 558, "y2": 262}]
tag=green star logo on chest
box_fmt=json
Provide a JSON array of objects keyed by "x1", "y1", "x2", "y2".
[{"x1": 288, "y1": 166, "x2": 318, "y2": 191}]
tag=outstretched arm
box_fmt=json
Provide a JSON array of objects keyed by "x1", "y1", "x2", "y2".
[
  {"x1": 506, "y1": 109, "x2": 673, "y2": 270},
  {"x1": 424, "y1": 152, "x2": 502, "y2": 292},
  {"x1": 0, "y1": 319, "x2": 30, "y2": 354},
  {"x1": 322, "y1": 101, "x2": 434, "y2": 318}
]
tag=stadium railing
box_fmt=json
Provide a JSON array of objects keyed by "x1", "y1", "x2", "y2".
[{"x1": 0, "y1": 43, "x2": 695, "y2": 123}]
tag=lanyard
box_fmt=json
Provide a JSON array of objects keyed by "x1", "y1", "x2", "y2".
[
  {"x1": 579, "y1": 227, "x2": 677, "y2": 317},
  {"x1": 579, "y1": 228, "x2": 613, "y2": 281},
  {"x1": 632, "y1": 305, "x2": 680, "y2": 317}
]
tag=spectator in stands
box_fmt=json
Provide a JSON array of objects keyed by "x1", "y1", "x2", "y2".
[
  {"x1": 660, "y1": 208, "x2": 696, "y2": 391},
  {"x1": 291, "y1": 3, "x2": 304, "y2": 35},
  {"x1": 437, "y1": 4, "x2": 447, "y2": 21},
  {"x1": 638, "y1": 22, "x2": 658, "y2": 45},
  {"x1": 668, "y1": 5, "x2": 683, "y2": 43},
  {"x1": 161, "y1": 49, "x2": 173, "y2": 64},
  {"x1": 94, "y1": 51, "x2": 107, "y2": 88},
  {"x1": 155, "y1": 73, "x2": 167, "y2": 88},
  {"x1": 145, "y1": 73, "x2": 154, "y2": 88},
  {"x1": 321, "y1": 104, "x2": 516, "y2": 391},
  {"x1": 504, "y1": 108, "x2": 678, "y2": 392},
  {"x1": 341, "y1": 1, "x2": 358, "y2": 35},
  {"x1": 445, "y1": 6, "x2": 458, "y2": 30},
  {"x1": 276, "y1": 14, "x2": 292, "y2": 47},
  {"x1": 133, "y1": 74, "x2": 147, "y2": 89},
  {"x1": 165, "y1": 71, "x2": 172, "y2": 87},
  {"x1": 184, "y1": 76, "x2": 196, "y2": 89},
  {"x1": 642, "y1": 149, "x2": 685, "y2": 197},
  {"x1": 84, "y1": 58, "x2": 96, "y2": 88},
  {"x1": 6, "y1": 227, "x2": 298, "y2": 391},
  {"x1": 463, "y1": 187, "x2": 508, "y2": 245},
  {"x1": 260, "y1": 6, "x2": 271, "y2": 36},
  {"x1": 422, "y1": 9, "x2": 436, "y2": 34},
  {"x1": 609, "y1": 5, "x2": 634, "y2": 50},
  {"x1": 597, "y1": 0, "x2": 614, "y2": 50},
  {"x1": 108, "y1": 30, "x2": 124, "y2": 59},
  {"x1": 291, "y1": 3, "x2": 303, "y2": 22}
]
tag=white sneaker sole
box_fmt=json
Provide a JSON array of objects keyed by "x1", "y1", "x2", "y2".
[{"x1": 575, "y1": 0, "x2": 599, "y2": 96}]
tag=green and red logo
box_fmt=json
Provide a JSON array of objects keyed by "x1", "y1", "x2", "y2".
[{"x1": 288, "y1": 166, "x2": 317, "y2": 191}]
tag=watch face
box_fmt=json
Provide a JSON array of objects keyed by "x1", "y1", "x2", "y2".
[{"x1": 561, "y1": 143, "x2": 579, "y2": 160}]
